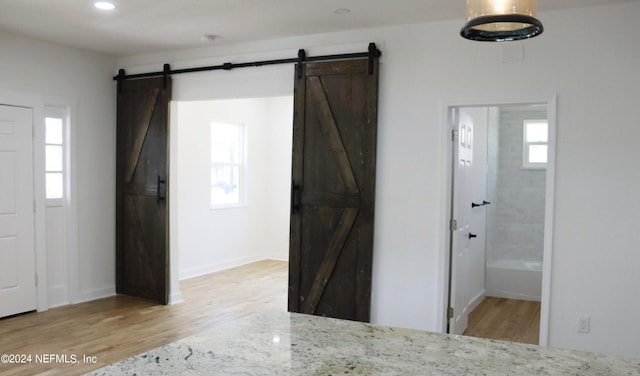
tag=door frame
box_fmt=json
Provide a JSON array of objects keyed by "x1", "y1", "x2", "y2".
[
  {"x1": 0, "y1": 88, "x2": 79, "y2": 313},
  {"x1": 439, "y1": 95, "x2": 557, "y2": 345}
]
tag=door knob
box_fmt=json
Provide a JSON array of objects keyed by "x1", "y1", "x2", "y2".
[{"x1": 468, "y1": 233, "x2": 477, "y2": 239}]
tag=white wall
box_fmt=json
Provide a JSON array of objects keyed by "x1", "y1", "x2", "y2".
[
  {"x1": 0, "y1": 31, "x2": 116, "y2": 307},
  {"x1": 175, "y1": 97, "x2": 292, "y2": 279}
]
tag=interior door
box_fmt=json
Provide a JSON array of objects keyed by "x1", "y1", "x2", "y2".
[
  {"x1": 449, "y1": 109, "x2": 474, "y2": 334},
  {"x1": 288, "y1": 58, "x2": 379, "y2": 322},
  {"x1": 0, "y1": 105, "x2": 36, "y2": 318},
  {"x1": 116, "y1": 77, "x2": 171, "y2": 304}
]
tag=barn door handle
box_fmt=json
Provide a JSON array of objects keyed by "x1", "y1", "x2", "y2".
[
  {"x1": 157, "y1": 176, "x2": 166, "y2": 204},
  {"x1": 468, "y1": 233, "x2": 477, "y2": 239},
  {"x1": 291, "y1": 182, "x2": 301, "y2": 215}
]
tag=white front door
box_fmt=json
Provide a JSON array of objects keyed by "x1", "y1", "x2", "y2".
[
  {"x1": 0, "y1": 105, "x2": 36, "y2": 318},
  {"x1": 449, "y1": 109, "x2": 474, "y2": 335}
]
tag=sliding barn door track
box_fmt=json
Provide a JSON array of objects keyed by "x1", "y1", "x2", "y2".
[{"x1": 114, "y1": 42, "x2": 382, "y2": 92}]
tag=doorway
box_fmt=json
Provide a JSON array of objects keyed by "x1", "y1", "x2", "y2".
[
  {"x1": 171, "y1": 96, "x2": 293, "y2": 287},
  {"x1": 445, "y1": 99, "x2": 556, "y2": 345}
]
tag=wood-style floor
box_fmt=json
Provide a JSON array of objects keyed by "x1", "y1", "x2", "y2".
[
  {"x1": 464, "y1": 296, "x2": 541, "y2": 345},
  {"x1": 0, "y1": 260, "x2": 288, "y2": 376}
]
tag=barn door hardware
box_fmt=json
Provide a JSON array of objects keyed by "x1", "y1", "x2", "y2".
[
  {"x1": 157, "y1": 176, "x2": 166, "y2": 204},
  {"x1": 113, "y1": 43, "x2": 382, "y2": 82},
  {"x1": 162, "y1": 64, "x2": 171, "y2": 89},
  {"x1": 290, "y1": 182, "x2": 301, "y2": 214}
]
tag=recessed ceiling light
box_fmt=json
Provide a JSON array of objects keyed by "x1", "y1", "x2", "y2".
[
  {"x1": 333, "y1": 8, "x2": 351, "y2": 15},
  {"x1": 94, "y1": 2, "x2": 115, "y2": 11},
  {"x1": 200, "y1": 34, "x2": 217, "y2": 42}
]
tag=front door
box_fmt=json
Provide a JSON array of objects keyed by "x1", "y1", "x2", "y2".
[
  {"x1": 116, "y1": 77, "x2": 171, "y2": 304},
  {"x1": 288, "y1": 58, "x2": 379, "y2": 322},
  {"x1": 0, "y1": 105, "x2": 36, "y2": 318},
  {"x1": 449, "y1": 108, "x2": 474, "y2": 334}
]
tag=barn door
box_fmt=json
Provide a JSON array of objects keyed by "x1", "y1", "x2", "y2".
[
  {"x1": 116, "y1": 77, "x2": 171, "y2": 304},
  {"x1": 289, "y1": 58, "x2": 379, "y2": 322}
]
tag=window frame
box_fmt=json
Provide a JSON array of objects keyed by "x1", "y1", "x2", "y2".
[
  {"x1": 522, "y1": 119, "x2": 548, "y2": 170},
  {"x1": 44, "y1": 106, "x2": 68, "y2": 206},
  {"x1": 209, "y1": 121, "x2": 247, "y2": 209}
]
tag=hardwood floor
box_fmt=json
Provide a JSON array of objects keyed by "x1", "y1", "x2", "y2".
[
  {"x1": 0, "y1": 260, "x2": 288, "y2": 376},
  {"x1": 464, "y1": 296, "x2": 541, "y2": 345}
]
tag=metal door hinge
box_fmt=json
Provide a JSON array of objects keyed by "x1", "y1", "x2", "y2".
[
  {"x1": 35, "y1": 273, "x2": 38, "y2": 287},
  {"x1": 450, "y1": 219, "x2": 458, "y2": 231},
  {"x1": 448, "y1": 307, "x2": 454, "y2": 319},
  {"x1": 452, "y1": 129, "x2": 458, "y2": 142}
]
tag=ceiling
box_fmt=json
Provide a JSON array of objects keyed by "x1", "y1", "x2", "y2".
[{"x1": 0, "y1": 0, "x2": 637, "y2": 56}]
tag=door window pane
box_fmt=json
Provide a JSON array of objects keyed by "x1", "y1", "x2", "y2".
[
  {"x1": 45, "y1": 145, "x2": 63, "y2": 171},
  {"x1": 46, "y1": 173, "x2": 63, "y2": 199},
  {"x1": 45, "y1": 117, "x2": 63, "y2": 144},
  {"x1": 45, "y1": 112, "x2": 66, "y2": 201}
]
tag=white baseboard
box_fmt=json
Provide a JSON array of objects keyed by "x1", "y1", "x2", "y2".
[
  {"x1": 47, "y1": 285, "x2": 69, "y2": 309},
  {"x1": 168, "y1": 291, "x2": 184, "y2": 305},
  {"x1": 469, "y1": 289, "x2": 486, "y2": 313},
  {"x1": 263, "y1": 252, "x2": 289, "y2": 262},
  {"x1": 179, "y1": 254, "x2": 264, "y2": 280},
  {"x1": 74, "y1": 286, "x2": 116, "y2": 304},
  {"x1": 179, "y1": 254, "x2": 289, "y2": 280}
]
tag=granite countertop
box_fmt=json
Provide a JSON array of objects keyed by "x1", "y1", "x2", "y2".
[{"x1": 87, "y1": 312, "x2": 640, "y2": 375}]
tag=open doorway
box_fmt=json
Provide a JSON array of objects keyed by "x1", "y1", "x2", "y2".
[
  {"x1": 446, "y1": 100, "x2": 556, "y2": 345},
  {"x1": 170, "y1": 96, "x2": 293, "y2": 294}
]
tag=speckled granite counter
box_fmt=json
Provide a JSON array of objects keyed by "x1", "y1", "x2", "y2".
[{"x1": 86, "y1": 312, "x2": 639, "y2": 375}]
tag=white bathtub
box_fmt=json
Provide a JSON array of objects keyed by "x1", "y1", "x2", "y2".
[{"x1": 486, "y1": 259, "x2": 542, "y2": 302}]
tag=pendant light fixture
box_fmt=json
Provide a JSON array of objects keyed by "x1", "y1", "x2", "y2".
[{"x1": 461, "y1": 0, "x2": 543, "y2": 41}]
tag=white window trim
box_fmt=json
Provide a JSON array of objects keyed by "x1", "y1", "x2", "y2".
[
  {"x1": 209, "y1": 122, "x2": 247, "y2": 210},
  {"x1": 522, "y1": 119, "x2": 548, "y2": 170},
  {"x1": 44, "y1": 106, "x2": 69, "y2": 207}
]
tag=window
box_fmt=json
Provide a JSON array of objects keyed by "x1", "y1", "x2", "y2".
[
  {"x1": 523, "y1": 119, "x2": 548, "y2": 169},
  {"x1": 210, "y1": 122, "x2": 245, "y2": 208},
  {"x1": 45, "y1": 108, "x2": 67, "y2": 203}
]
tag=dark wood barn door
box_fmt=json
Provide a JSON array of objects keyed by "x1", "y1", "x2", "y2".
[
  {"x1": 116, "y1": 77, "x2": 171, "y2": 304},
  {"x1": 289, "y1": 58, "x2": 379, "y2": 322}
]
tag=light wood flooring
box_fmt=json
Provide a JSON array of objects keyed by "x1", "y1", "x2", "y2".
[
  {"x1": 0, "y1": 260, "x2": 288, "y2": 376},
  {"x1": 464, "y1": 296, "x2": 541, "y2": 345}
]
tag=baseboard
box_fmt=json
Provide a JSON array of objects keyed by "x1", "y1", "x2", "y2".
[
  {"x1": 74, "y1": 286, "x2": 116, "y2": 304},
  {"x1": 469, "y1": 289, "x2": 486, "y2": 313},
  {"x1": 486, "y1": 289, "x2": 541, "y2": 302},
  {"x1": 47, "y1": 285, "x2": 69, "y2": 309},
  {"x1": 263, "y1": 253, "x2": 289, "y2": 262},
  {"x1": 168, "y1": 291, "x2": 184, "y2": 305},
  {"x1": 179, "y1": 254, "x2": 265, "y2": 280}
]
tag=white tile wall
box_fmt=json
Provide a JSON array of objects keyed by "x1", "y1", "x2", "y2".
[{"x1": 486, "y1": 106, "x2": 547, "y2": 265}]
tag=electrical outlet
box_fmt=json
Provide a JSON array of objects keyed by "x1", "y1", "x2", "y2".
[{"x1": 578, "y1": 316, "x2": 590, "y2": 334}]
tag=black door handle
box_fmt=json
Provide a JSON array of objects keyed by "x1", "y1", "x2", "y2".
[
  {"x1": 157, "y1": 176, "x2": 166, "y2": 204},
  {"x1": 290, "y1": 182, "x2": 301, "y2": 215},
  {"x1": 468, "y1": 233, "x2": 477, "y2": 239}
]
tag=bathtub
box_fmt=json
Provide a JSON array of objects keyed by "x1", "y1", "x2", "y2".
[{"x1": 486, "y1": 259, "x2": 542, "y2": 302}]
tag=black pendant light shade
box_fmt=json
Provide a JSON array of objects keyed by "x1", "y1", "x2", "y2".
[{"x1": 461, "y1": 0, "x2": 544, "y2": 42}]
